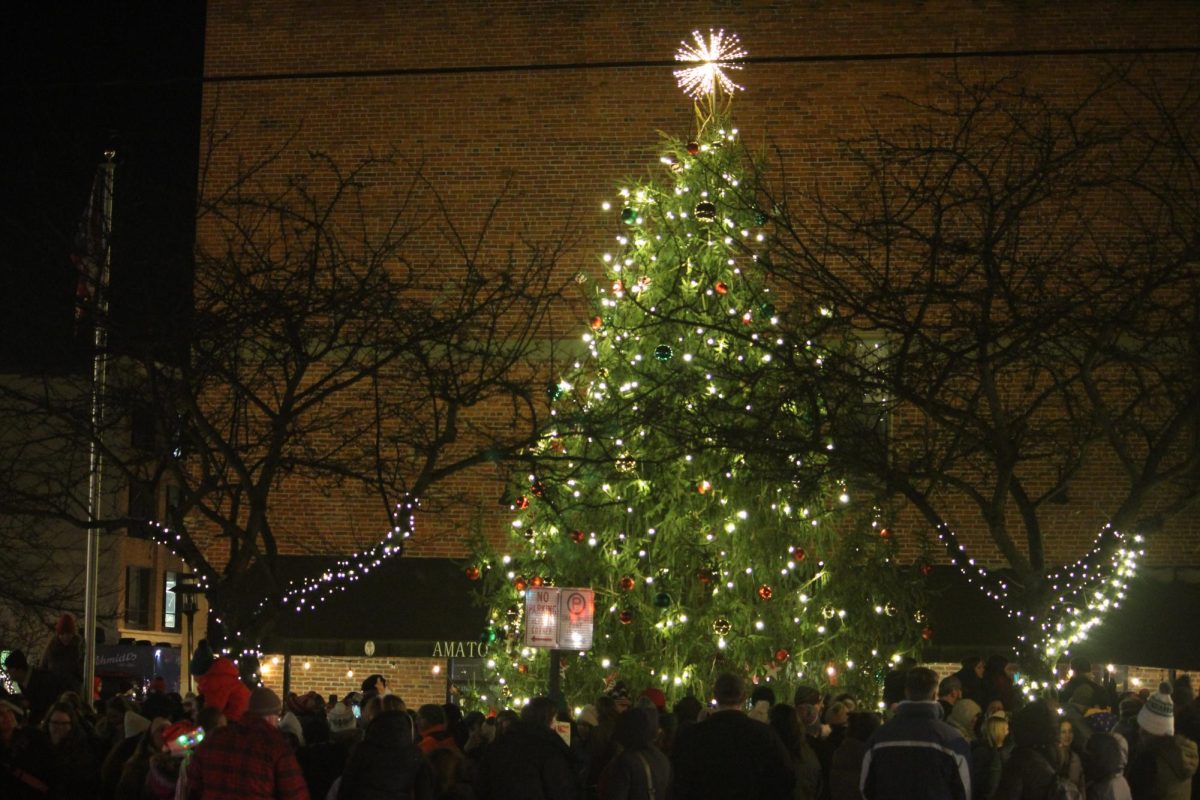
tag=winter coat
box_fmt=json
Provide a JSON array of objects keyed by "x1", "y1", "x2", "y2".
[
  {"x1": 860, "y1": 701, "x2": 972, "y2": 800},
  {"x1": 787, "y1": 734, "x2": 824, "y2": 800},
  {"x1": 1085, "y1": 731, "x2": 1128, "y2": 794},
  {"x1": 599, "y1": 707, "x2": 670, "y2": 800},
  {"x1": 339, "y1": 711, "x2": 433, "y2": 800},
  {"x1": 418, "y1": 723, "x2": 460, "y2": 757},
  {"x1": 299, "y1": 737, "x2": 356, "y2": 800},
  {"x1": 101, "y1": 733, "x2": 142, "y2": 800},
  {"x1": 40, "y1": 634, "x2": 85, "y2": 689},
  {"x1": 829, "y1": 737, "x2": 869, "y2": 800},
  {"x1": 993, "y1": 747, "x2": 1061, "y2": 800},
  {"x1": 599, "y1": 748, "x2": 670, "y2": 800},
  {"x1": 0, "y1": 727, "x2": 54, "y2": 800},
  {"x1": 474, "y1": 719, "x2": 580, "y2": 800},
  {"x1": 972, "y1": 743, "x2": 1009, "y2": 800},
  {"x1": 669, "y1": 709, "x2": 795, "y2": 800},
  {"x1": 48, "y1": 734, "x2": 100, "y2": 800},
  {"x1": 1128, "y1": 734, "x2": 1198, "y2": 800},
  {"x1": 1058, "y1": 748, "x2": 1086, "y2": 799}
]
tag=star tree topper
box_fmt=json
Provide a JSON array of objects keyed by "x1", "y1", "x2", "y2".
[{"x1": 674, "y1": 29, "x2": 747, "y2": 99}]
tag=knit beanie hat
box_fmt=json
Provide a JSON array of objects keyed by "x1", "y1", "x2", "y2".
[
  {"x1": 125, "y1": 710, "x2": 152, "y2": 739},
  {"x1": 328, "y1": 702, "x2": 357, "y2": 733},
  {"x1": 1119, "y1": 695, "x2": 1144, "y2": 718},
  {"x1": 55, "y1": 613, "x2": 77, "y2": 636},
  {"x1": 189, "y1": 640, "x2": 215, "y2": 678},
  {"x1": 577, "y1": 704, "x2": 599, "y2": 727},
  {"x1": 1137, "y1": 686, "x2": 1174, "y2": 737},
  {"x1": 278, "y1": 711, "x2": 305, "y2": 745},
  {"x1": 640, "y1": 687, "x2": 667, "y2": 712},
  {"x1": 246, "y1": 687, "x2": 282, "y2": 717}
]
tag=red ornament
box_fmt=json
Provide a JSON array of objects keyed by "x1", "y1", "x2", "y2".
[
  {"x1": 714, "y1": 281, "x2": 729, "y2": 295},
  {"x1": 570, "y1": 529, "x2": 586, "y2": 543},
  {"x1": 549, "y1": 439, "x2": 566, "y2": 454},
  {"x1": 531, "y1": 481, "x2": 546, "y2": 498},
  {"x1": 919, "y1": 562, "x2": 934, "y2": 576},
  {"x1": 686, "y1": 141, "x2": 700, "y2": 155},
  {"x1": 921, "y1": 626, "x2": 934, "y2": 641},
  {"x1": 590, "y1": 315, "x2": 603, "y2": 330},
  {"x1": 880, "y1": 527, "x2": 893, "y2": 540},
  {"x1": 612, "y1": 279, "x2": 624, "y2": 295},
  {"x1": 697, "y1": 480, "x2": 712, "y2": 494},
  {"x1": 513, "y1": 577, "x2": 527, "y2": 592},
  {"x1": 517, "y1": 663, "x2": 528, "y2": 674},
  {"x1": 758, "y1": 584, "x2": 774, "y2": 601},
  {"x1": 619, "y1": 576, "x2": 636, "y2": 592},
  {"x1": 696, "y1": 568, "x2": 713, "y2": 585},
  {"x1": 530, "y1": 576, "x2": 544, "y2": 588},
  {"x1": 618, "y1": 609, "x2": 634, "y2": 625},
  {"x1": 514, "y1": 496, "x2": 529, "y2": 510},
  {"x1": 791, "y1": 546, "x2": 807, "y2": 562},
  {"x1": 741, "y1": 312, "x2": 752, "y2": 326},
  {"x1": 465, "y1": 566, "x2": 481, "y2": 581},
  {"x1": 774, "y1": 648, "x2": 790, "y2": 663}
]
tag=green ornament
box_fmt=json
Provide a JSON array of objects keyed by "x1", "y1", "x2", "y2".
[
  {"x1": 654, "y1": 344, "x2": 673, "y2": 362},
  {"x1": 547, "y1": 382, "x2": 564, "y2": 401},
  {"x1": 480, "y1": 627, "x2": 498, "y2": 644},
  {"x1": 754, "y1": 210, "x2": 768, "y2": 225},
  {"x1": 621, "y1": 207, "x2": 637, "y2": 224},
  {"x1": 759, "y1": 302, "x2": 776, "y2": 317},
  {"x1": 653, "y1": 591, "x2": 672, "y2": 608}
]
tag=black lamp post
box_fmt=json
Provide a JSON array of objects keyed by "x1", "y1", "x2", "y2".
[{"x1": 171, "y1": 575, "x2": 204, "y2": 692}]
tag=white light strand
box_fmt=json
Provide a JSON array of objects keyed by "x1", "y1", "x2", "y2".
[{"x1": 271, "y1": 497, "x2": 419, "y2": 614}]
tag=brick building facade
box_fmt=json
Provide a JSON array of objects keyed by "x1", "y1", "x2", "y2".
[{"x1": 197, "y1": 1, "x2": 1200, "y2": 704}]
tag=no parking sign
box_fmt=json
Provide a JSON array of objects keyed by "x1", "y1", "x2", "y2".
[{"x1": 523, "y1": 587, "x2": 594, "y2": 650}]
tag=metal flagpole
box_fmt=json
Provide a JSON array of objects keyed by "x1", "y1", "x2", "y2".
[{"x1": 82, "y1": 151, "x2": 116, "y2": 704}]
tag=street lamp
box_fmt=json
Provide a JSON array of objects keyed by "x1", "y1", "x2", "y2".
[{"x1": 170, "y1": 575, "x2": 204, "y2": 692}]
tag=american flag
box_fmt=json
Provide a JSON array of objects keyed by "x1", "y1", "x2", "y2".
[{"x1": 71, "y1": 163, "x2": 112, "y2": 330}]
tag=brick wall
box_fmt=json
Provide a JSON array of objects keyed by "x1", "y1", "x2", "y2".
[
  {"x1": 259, "y1": 654, "x2": 450, "y2": 708},
  {"x1": 198, "y1": 2, "x2": 1200, "y2": 569}
]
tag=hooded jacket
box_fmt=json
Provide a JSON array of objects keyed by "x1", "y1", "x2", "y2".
[
  {"x1": 195, "y1": 657, "x2": 249, "y2": 722},
  {"x1": 1127, "y1": 733, "x2": 1198, "y2": 800},
  {"x1": 949, "y1": 700, "x2": 983, "y2": 743},
  {"x1": 338, "y1": 710, "x2": 433, "y2": 800}
]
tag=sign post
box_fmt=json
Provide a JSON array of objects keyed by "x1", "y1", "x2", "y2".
[{"x1": 522, "y1": 587, "x2": 594, "y2": 698}]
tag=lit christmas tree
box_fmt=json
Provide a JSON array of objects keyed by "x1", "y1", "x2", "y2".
[{"x1": 466, "y1": 31, "x2": 923, "y2": 709}]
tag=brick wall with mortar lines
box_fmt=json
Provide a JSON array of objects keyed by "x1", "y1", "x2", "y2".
[
  {"x1": 199, "y1": 3, "x2": 1200, "y2": 573},
  {"x1": 259, "y1": 655, "x2": 451, "y2": 708}
]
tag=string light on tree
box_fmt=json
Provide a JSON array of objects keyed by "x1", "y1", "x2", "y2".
[{"x1": 466, "y1": 30, "x2": 922, "y2": 707}]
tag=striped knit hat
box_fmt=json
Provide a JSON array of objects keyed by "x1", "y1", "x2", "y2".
[{"x1": 1137, "y1": 684, "x2": 1174, "y2": 737}]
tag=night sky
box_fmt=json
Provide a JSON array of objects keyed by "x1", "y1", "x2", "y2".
[{"x1": 0, "y1": 3, "x2": 206, "y2": 372}]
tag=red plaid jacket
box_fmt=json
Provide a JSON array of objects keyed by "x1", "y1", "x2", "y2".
[{"x1": 187, "y1": 715, "x2": 309, "y2": 800}]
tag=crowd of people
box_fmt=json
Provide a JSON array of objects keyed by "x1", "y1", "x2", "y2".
[{"x1": 2, "y1": 633, "x2": 1198, "y2": 800}]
